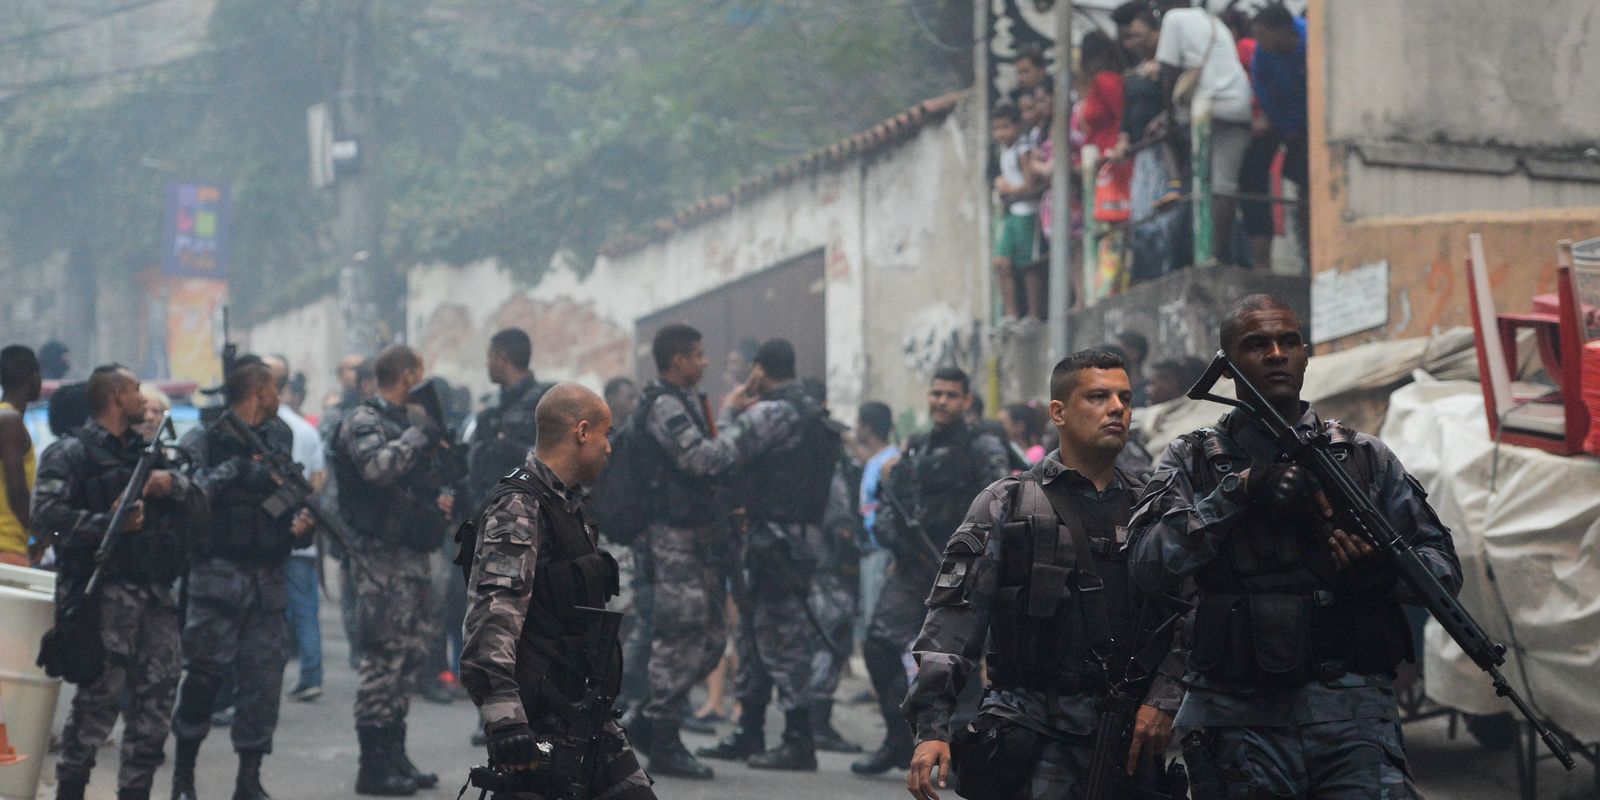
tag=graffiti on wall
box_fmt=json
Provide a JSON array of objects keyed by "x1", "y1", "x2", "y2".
[{"x1": 902, "y1": 307, "x2": 985, "y2": 383}]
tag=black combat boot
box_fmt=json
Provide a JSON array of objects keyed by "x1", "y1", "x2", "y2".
[
  {"x1": 812, "y1": 700, "x2": 862, "y2": 753},
  {"x1": 355, "y1": 726, "x2": 417, "y2": 796},
  {"x1": 171, "y1": 738, "x2": 201, "y2": 800},
  {"x1": 56, "y1": 781, "x2": 87, "y2": 800},
  {"x1": 641, "y1": 717, "x2": 715, "y2": 780},
  {"x1": 232, "y1": 752, "x2": 269, "y2": 800},
  {"x1": 694, "y1": 702, "x2": 765, "y2": 761},
  {"x1": 747, "y1": 708, "x2": 817, "y2": 771},
  {"x1": 117, "y1": 787, "x2": 152, "y2": 800},
  {"x1": 389, "y1": 723, "x2": 438, "y2": 789}
]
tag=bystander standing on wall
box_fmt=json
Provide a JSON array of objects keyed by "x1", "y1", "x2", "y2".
[{"x1": 1251, "y1": 3, "x2": 1310, "y2": 269}]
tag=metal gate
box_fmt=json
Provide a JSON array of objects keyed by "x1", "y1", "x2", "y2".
[{"x1": 635, "y1": 250, "x2": 827, "y2": 393}]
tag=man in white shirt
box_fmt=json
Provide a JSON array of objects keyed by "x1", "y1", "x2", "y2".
[
  {"x1": 264, "y1": 355, "x2": 328, "y2": 702},
  {"x1": 1154, "y1": 0, "x2": 1253, "y2": 263}
]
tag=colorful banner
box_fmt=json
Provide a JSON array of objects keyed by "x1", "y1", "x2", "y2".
[
  {"x1": 162, "y1": 182, "x2": 231, "y2": 278},
  {"x1": 164, "y1": 278, "x2": 229, "y2": 387}
]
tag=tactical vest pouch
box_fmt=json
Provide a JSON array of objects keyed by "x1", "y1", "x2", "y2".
[
  {"x1": 1191, "y1": 592, "x2": 1313, "y2": 685},
  {"x1": 744, "y1": 522, "x2": 816, "y2": 597},
  {"x1": 1250, "y1": 593, "x2": 1311, "y2": 680},
  {"x1": 546, "y1": 551, "x2": 621, "y2": 610},
  {"x1": 1024, "y1": 513, "x2": 1072, "y2": 619},
  {"x1": 950, "y1": 713, "x2": 1041, "y2": 800}
]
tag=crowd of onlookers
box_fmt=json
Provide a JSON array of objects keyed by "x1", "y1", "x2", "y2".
[{"x1": 992, "y1": 0, "x2": 1310, "y2": 323}]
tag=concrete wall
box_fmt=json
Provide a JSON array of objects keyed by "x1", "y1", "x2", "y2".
[
  {"x1": 241, "y1": 295, "x2": 341, "y2": 411},
  {"x1": 1070, "y1": 266, "x2": 1311, "y2": 363},
  {"x1": 1323, "y1": 0, "x2": 1598, "y2": 149},
  {"x1": 1307, "y1": 0, "x2": 1600, "y2": 348},
  {"x1": 364, "y1": 93, "x2": 987, "y2": 423}
]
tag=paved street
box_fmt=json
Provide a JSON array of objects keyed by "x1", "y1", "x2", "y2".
[{"x1": 36, "y1": 579, "x2": 1596, "y2": 800}]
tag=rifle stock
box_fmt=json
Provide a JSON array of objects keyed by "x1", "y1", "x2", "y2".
[{"x1": 1186, "y1": 351, "x2": 1576, "y2": 771}]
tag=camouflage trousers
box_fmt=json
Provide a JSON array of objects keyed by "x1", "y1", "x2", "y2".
[
  {"x1": 1188, "y1": 720, "x2": 1421, "y2": 799},
  {"x1": 56, "y1": 580, "x2": 181, "y2": 790},
  {"x1": 641, "y1": 523, "x2": 726, "y2": 723},
  {"x1": 805, "y1": 564, "x2": 858, "y2": 704},
  {"x1": 732, "y1": 572, "x2": 814, "y2": 712},
  {"x1": 353, "y1": 544, "x2": 433, "y2": 727},
  {"x1": 616, "y1": 542, "x2": 653, "y2": 711},
  {"x1": 172, "y1": 558, "x2": 287, "y2": 754},
  {"x1": 864, "y1": 564, "x2": 933, "y2": 748}
]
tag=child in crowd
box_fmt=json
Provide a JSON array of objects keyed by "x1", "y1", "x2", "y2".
[{"x1": 992, "y1": 102, "x2": 1044, "y2": 323}]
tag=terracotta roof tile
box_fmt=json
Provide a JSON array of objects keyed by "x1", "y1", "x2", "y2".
[{"x1": 599, "y1": 91, "x2": 966, "y2": 259}]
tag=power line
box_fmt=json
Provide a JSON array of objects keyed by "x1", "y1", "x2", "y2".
[{"x1": 0, "y1": 0, "x2": 175, "y2": 50}]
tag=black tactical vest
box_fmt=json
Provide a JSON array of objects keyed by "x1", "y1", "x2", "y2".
[
  {"x1": 1184, "y1": 415, "x2": 1412, "y2": 685},
  {"x1": 485, "y1": 470, "x2": 622, "y2": 721},
  {"x1": 985, "y1": 463, "x2": 1147, "y2": 692},
  {"x1": 636, "y1": 383, "x2": 720, "y2": 526},
  {"x1": 57, "y1": 428, "x2": 189, "y2": 583},
  {"x1": 467, "y1": 376, "x2": 550, "y2": 504},
  {"x1": 904, "y1": 422, "x2": 985, "y2": 543},
  {"x1": 738, "y1": 385, "x2": 839, "y2": 525},
  {"x1": 333, "y1": 400, "x2": 447, "y2": 552},
  {"x1": 199, "y1": 417, "x2": 297, "y2": 564}
]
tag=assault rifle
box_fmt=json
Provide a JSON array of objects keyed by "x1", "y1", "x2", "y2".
[
  {"x1": 462, "y1": 607, "x2": 624, "y2": 800},
  {"x1": 1083, "y1": 687, "x2": 1188, "y2": 800},
  {"x1": 216, "y1": 410, "x2": 376, "y2": 586},
  {"x1": 408, "y1": 377, "x2": 468, "y2": 478},
  {"x1": 1186, "y1": 351, "x2": 1576, "y2": 770},
  {"x1": 38, "y1": 413, "x2": 175, "y2": 685},
  {"x1": 875, "y1": 481, "x2": 946, "y2": 574}
]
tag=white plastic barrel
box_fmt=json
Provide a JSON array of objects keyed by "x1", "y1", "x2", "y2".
[{"x1": 0, "y1": 564, "x2": 60, "y2": 800}]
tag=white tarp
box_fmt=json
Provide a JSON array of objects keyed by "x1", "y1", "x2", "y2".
[{"x1": 1382, "y1": 378, "x2": 1600, "y2": 741}]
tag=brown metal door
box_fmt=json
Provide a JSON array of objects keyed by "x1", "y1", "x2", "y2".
[{"x1": 635, "y1": 250, "x2": 827, "y2": 393}]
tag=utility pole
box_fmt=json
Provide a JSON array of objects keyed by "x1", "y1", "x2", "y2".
[
  {"x1": 1046, "y1": 0, "x2": 1073, "y2": 361},
  {"x1": 333, "y1": 0, "x2": 390, "y2": 356}
]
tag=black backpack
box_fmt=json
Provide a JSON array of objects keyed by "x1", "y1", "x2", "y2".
[{"x1": 584, "y1": 385, "x2": 670, "y2": 547}]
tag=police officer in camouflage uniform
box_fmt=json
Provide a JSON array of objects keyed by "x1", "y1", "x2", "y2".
[
  {"x1": 171, "y1": 358, "x2": 314, "y2": 800},
  {"x1": 809, "y1": 449, "x2": 864, "y2": 754},
  {"x1": 333, "y1": 345, "x2": 457, "y2": 796},
  {"x1": 460, "y1": 382, "x2": 655, "y2": 800},
  {"x1": 623, "y1": 324, "x2": 738, "y2": 779},
  {"x1": 904, "y1": 351, "x2": 1183, "y2": 800},
  {"x1": 34, "y1": 365, "x2": 200, "y2": 800},
  {"x1": 852, "y1": 367, "x2": 1011, "y2": 776},
  {"x1": 467, "y1": 329, "x2": 550, "y2": 506},
  {"x1": 1130, "y1": 295, "x2": 1461, "y2": 798},
  {"x1": 695, "y1": 338, "x2": 839, "y2": 772}
]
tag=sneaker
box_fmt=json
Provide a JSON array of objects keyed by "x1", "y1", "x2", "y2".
[{"x1": 289, "y1": 684, "x2": 323, "y2": 702}]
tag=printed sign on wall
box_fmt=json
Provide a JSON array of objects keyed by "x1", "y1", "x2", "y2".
[{"x1": 162, "y1": 182, "x2": 231, "y2": 278}]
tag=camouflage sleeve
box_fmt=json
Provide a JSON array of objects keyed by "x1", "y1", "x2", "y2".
[
  {"x1": 1361, "y1": 435, "x2": 1463, "y2": 605},
  {"x1": 644, "y1": 393, "x2": 737, "y2": 477},
  {"x1": 903, "y1": 478, "x2": 1017, "y2": 743},
  {"x1": 30, "y1": 438, "x2": 109, "y2": 549},
  {"x1": 338, "y1": 406, "x2": 430, "y2": 488},
  {"x1": 1140, "y1": 600, "x2": 1191, "y2": 714},
  {"x1": 970, "y1": 431, "x2": 1014, "y2": 487},
  {"x1": 717, "y1": 399, "x2": 802, "y2": 466},
  {"x1": 1128, "y1": 436, "x2": 1241, "y2": 597},
  {"x1": 460, "y1": 490, "x2": 544, "y2": 732}
]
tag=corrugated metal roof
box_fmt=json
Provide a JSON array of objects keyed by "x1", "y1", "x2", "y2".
[{"x1": 599, "y1": 91, "x2": 966, "y2": 258}]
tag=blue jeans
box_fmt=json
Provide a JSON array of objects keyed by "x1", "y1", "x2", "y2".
[{"x1": 283, "y1": 555, "x2": 322, "y2": 689}]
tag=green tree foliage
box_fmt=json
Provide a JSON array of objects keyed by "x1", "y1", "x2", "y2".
[{"x1": 0, "y1": 0, "x2": 968, "y2": 320}]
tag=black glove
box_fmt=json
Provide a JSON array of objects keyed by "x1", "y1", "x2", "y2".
[
  {"x1": 486, "y1": 723, "x2": 538, "y2": 769},
  {"x1": 1245, "y1": 462, "x2": 1314, "y2": 510}
]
